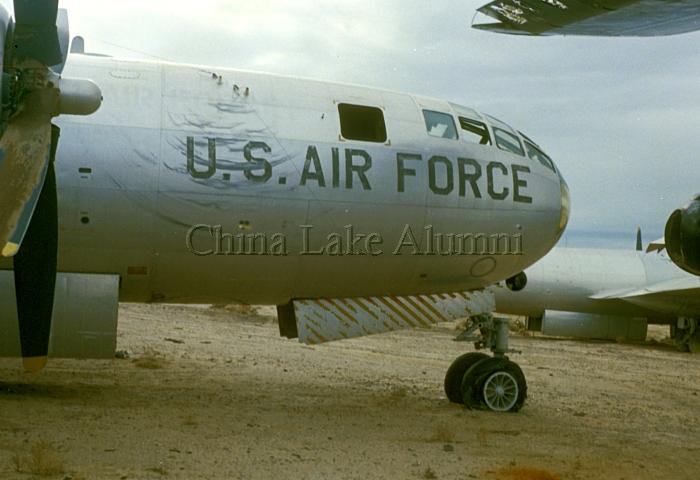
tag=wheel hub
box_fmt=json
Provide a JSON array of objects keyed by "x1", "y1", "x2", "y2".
[{"x1": 483, "y1": 371, "x2": 519, "y2": 412}]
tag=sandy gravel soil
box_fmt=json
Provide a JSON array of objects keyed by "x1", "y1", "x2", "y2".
[{"x1": 1, "y1": 304, "x2": 699, "y2": 480}]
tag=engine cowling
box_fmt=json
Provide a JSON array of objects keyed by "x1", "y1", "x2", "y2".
[
  {"x1": 527, "y1": 310, "x2": 648, "y2": 342},
  {"x1": 665, "y1": 194, "x2": 700, "y2": 276}
]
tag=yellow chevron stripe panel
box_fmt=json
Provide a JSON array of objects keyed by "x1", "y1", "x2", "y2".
[{"x1": 293, "y1": 288, "x2": 495, "y2": 344}]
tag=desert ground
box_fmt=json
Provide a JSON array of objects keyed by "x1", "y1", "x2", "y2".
[{"x1": 1, "y1": 304, "x2": 699, "y2": 480}]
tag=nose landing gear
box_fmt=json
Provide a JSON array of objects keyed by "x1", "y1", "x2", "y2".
[{"x1": 445, "y1": 315, "x2": 527, "y2": 412}]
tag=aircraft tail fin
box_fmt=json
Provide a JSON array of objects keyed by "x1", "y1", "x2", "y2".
[{"x1": 636, "y1": 226, "x2": 643, "y2": 252}]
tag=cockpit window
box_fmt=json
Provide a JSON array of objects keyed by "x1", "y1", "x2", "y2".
[
  {"x1": 483, "y1": 114, "x2": 525, "y2": 156},
  {"x1": 422, "y1": 110, "x2": 458, "y2": 140},
  {"x1": 459, "y1": 117, "x2": 491, "y2": 145},
  {"x1": 524, "y1": 140, "x2": 556, "y2": 172},
  {"x1": 338, "y1": 103, "x2": 387, "y2": 143},
  {"x1": 493, "y1": 128, "x2": 525, "y2": 156}
]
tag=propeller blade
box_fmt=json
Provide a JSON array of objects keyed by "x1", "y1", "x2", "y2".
[
  {"x1": 50, "y1": 8, "x2": 69, "y2": 74},
  {"x1": 0, "y1": 109, "x2": 53, "y2": 257},
  {"x1": 0, "y1": 5, "x2": 100, "y2": 374},
  {"x1": 13, "y1": 125, "x2": 59, "y2": 373},
  {"x1": 12, "y1": 0, "x2": 63, "y2": 66}
]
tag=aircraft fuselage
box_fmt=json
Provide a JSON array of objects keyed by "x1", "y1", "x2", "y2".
[{"x1": 1, "y1": 55, "x2": 566, "y2": 305}]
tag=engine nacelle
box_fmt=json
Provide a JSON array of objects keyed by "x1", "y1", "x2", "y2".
[
  {"x1": 527, "y1": 310, "x2": 648, "y2": 342},
  {"x1": 0, "y1": 272, "x2": 119, "y2": 359},
  {"x1": 665, "y1": 194, "x2": 700, "y2": 276}
]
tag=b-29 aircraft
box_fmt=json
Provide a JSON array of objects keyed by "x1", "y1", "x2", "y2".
[
  {"x1": 494, "y1": 236, "x2": 700, "y2": 352},
  {"x1": 0, "y1": 1, "x2": 570, "y2": 412}
]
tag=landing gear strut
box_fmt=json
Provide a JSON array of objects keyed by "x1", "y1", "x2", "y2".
[
  {"x1": 671, "y1": 318, "x2": 700, "y2": 353},
  {"x1": 444, "y1": 315, "x2": 527, "y2": 412}
]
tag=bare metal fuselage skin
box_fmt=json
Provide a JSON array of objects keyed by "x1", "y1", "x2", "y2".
[
  {"x1": 495, "y1": 248, "x2": 700, "y2": 320},
  {"x1": 1, "y1": 55, "x2": 565, "y2": 305}
]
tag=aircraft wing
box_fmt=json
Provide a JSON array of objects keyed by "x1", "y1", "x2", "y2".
[
  {"x1": 590, "y1": 276, "x2": 700, "y2": 316},
  {"x1": 646, "y1": 236, "x2": 666, "y2": 253},
  {"x1": 472, "y1": 0, "x2": 700, "y2": 37}
]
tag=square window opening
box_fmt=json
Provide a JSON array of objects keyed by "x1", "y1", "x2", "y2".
[{"x1": 338, "y1": 103, "x2": 387, "y2": 143}]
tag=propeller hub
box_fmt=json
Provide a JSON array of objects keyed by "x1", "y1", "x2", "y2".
[{"x1": 57, "y1": 77, "x2": 102, "y2": 116}]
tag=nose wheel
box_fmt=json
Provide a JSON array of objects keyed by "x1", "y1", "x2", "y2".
[
  {"x1": 459, "y1": 356, "x2": 526, "y2": 411},
  {"x1": 483, "y1": 370, "x2": 520, "y2": 411},
  {"x1": 444, "y1": 315, "x2": 527, "y2": 412},
  {"x1": 443, "y1": 352, "x2": 489, "y2": 403}
]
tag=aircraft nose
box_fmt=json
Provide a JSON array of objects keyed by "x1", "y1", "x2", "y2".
[
  {"x1": 558, "y1": 172, "x2": 571, "y2": 237},
  {"x1": 528, "y1": 166, "x2": 570, "y2": 260}
]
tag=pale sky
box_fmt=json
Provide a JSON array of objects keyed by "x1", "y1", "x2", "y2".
[{"x1": 4, "y1": 0, "x2": 699, "y2": 246}]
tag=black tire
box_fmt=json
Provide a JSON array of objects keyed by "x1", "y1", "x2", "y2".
[
  {"x1": 461, "y1": 357, "x2": 527, "y2": 412},
  {"x1": 689, "y1": 334, "x2": 700, "y2": 354},
  {"x1": 444, "y1": 352, "x2": 489, "y2": 404},
  {"x1": 670, "y1": 325, "x2": 692, "y2": 352}
]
